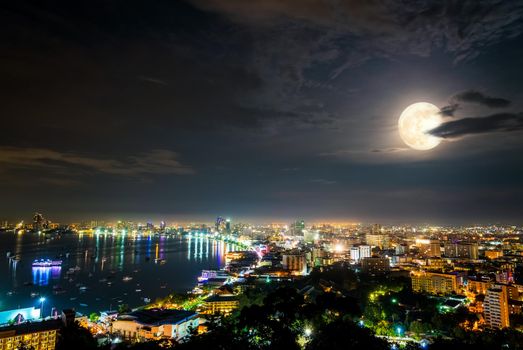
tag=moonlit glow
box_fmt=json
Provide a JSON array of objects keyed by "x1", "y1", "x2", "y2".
[{"x1": 398, "y1": 102, "x2": 443, "y2": 150}]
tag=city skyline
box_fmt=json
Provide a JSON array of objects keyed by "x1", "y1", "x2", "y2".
[{"x1": 2, "y1": 1, "x2": 523, "y2": 223}]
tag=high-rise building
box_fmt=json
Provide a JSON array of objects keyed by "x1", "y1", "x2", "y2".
[
  {"x1": 33, "y1": 213, "x2": 48, "y2": 231},
  {"x1": 225, "y1": 219, "x2": 231, "y2": 234},
  {"x1": 371, "y1": 224, "x2": 382, "y2": 234},
  {"x1": 430, "y1": 240, "x2": 441, "y2": 257},
  {"x1": 365, "y1": 234, "x2": 390, "y2": 249},
  {"x1": 444, "y1": 242, "x2": 478, "y2": 259},
  {"x1": 215, "y1": 216, "x2": 225, "y2": 232},
  {"x1": 282, "y1": 251, "x2": 307, "y2": 275},
  {"x1": 361, "y1": 257, "x2": 389, "y2": 274},
  {"x1": 0, "y1": 319, "x2": 60, "y2": 350},
  {"x1": 410, "y1": 271, "x2": 459, "y2": 295},
  {"x1": 350, "y1": 247, "x2": 360, "y2": 261},
  {"x1": 291, "y1": 220, "x2": 305, "y2": 236},
  {"x1": 484, "y1": 285, "x2": 510, "y2": 329},
  {"x1": 359, "y1": 245, "x2": 371, "y2": 259},
  {"x1": 395, "y1": 244, "x2": 408, "y2": 255}
]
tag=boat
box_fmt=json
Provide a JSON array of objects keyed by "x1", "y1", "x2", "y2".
[
  {"x1": 135, "y1": 289, "x2": 142, "y2": 292},
  {"x1": 53, "y1": 286, "x2": 66, "y2": 294},
  {"x1": 30, "y1": 292, "x2": 40, "y2": 298},
  {"x1": 122, "y1": 276, "x2": 133, "y2": 282},
  {"x1": 32, "y1": 259, "x2": 62, "y2": 267}
]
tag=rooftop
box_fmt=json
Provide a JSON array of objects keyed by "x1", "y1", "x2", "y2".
[{"x1": 118, "y1": 309, "x2": 197, "y2": 326}]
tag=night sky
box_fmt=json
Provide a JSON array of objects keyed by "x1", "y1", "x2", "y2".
[{"x1": 1, "y1": 1, "x2": 523, "y2": 224}]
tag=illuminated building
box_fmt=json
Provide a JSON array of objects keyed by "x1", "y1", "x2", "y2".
[
  {"x1": 444, "y1": 242, "x2": 478, "y2": 259},
  {"x1": 365, "y1": 234, "x2": 390, "y2": 249},
  {"x1": 202, "y1": 295, "x2": 239, "y2": 314},
  {"x1": 361, "y1": 257, "x2": 389, "y2": 274},
  {"x1": 467, "y1": 278, "x2": 492, "y2": 296},
  {"x1": 112, "y1": 309, "x2": 199, "y2": 342},
  {"x1": 0, "y1": 307, "x2": 41, "y2": 326},
  {"x1": 282, "y1": 251, "x2": 307, "y2": 274},
  {"x1": 0, "y1": 320, "x2": 60, "y2": 350},
  {"x1": 350, "y1": 247, "x2": 360, "y2": 261},
  {"x1": 411, "y1": 271, "x2": 459, "y2": 295},
  {"x1": 425, "y1": 257, "x2": 445, "y2": 270},
  {"x1": 33, "y1": 213, "x2": 48, "y2": 231},
  {"x1": 291, "y1": 220, "x2": 305, "y2": 236},
  {"x1": 303, "y1": 229, "x2": 318, "y2": 243},
  {"x1": 395, "y1": 244, "x2": 408, "y2": 255},
  {"x1": 430, "y1": 240, "x2": 441, "y2": 257},
  {"x1": 484, "y1": 285, "x2": 510, "y2": 329},
  {"x1": 484, "y1": 250, "x2": 503, "y2": 260},
  {"x1": 359, "y1": 245, "x2": 371, "y2": 259}
]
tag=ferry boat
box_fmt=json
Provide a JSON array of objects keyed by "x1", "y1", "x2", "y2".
[{"x1": 32, "y1": 259, "x2": 62, "y2": 267}]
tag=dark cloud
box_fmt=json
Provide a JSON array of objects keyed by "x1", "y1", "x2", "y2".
[
  {"x1": 428, "y1": 113, "x2": 523, "y2": 138},
  {"x1": 439, "y1": 103, "x2": 460, "y2": 117},
  {"x1": 453, "y1": 90, "x2": 511, "y2": 108},
  {"x1": 191, "y1": 0, "x2": 523, "y2": 75},
  {"x1": 370, "y1": 148, "x2": 409, "y2": 153},
  {"x1": 0, "y1": 147, "x2": 194, "y2": 177}
]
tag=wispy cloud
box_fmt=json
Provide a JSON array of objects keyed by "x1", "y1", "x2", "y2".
[
  {"x1": 137, "y1": 76, "x2": 168, "y2": 86},
  {"x1": 0, "y1": 147, "x2": 194, "y2": 176},
  {"x1": 309, "y1": 178, "x2": 337, "y2": 185},
  {"x1": 452, "y1": 90, "x2": 511, "y2": 108}
]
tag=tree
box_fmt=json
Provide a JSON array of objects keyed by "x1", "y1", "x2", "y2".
[
  {"x1": 306, "y1": 319, "x2": 388, "y2": 350},
  {"x1": 56, "y1": 321, "x2": 98, "y2": 350},
  {"x1": 89, "y1": 312, "x2": 99, "y2": 322}
]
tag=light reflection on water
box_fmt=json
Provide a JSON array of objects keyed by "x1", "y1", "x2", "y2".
[{"x1": 0, "y1": 232, "x2": 240, "y2": 314}]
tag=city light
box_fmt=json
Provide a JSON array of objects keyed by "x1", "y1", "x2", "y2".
[{"x1": 304, "y1": 327, "x2": 312, "y2": 337}]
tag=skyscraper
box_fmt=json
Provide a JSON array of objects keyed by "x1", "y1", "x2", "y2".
[
  {"x1": 484, "y1": 285, "x2": 510, "y2": 329},
  {"x1": 430, "y1": 240, "x2": 441, "y2": 257}
]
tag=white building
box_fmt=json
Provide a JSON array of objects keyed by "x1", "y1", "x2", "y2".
[
  {"x1": 112, "y1": 309, "x2": 199, "y2": 342},
  {"x1": 359, "y1": 245, "x2": 371, "y2": 259},
  {"x1": 350, "y1": 247, "x2": 360, "y2": 262}
]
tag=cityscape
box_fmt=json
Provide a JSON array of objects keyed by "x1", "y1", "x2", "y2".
[
  {"x1": 2, "y1": 1, "x2": 523, "y2": 350},
  {"x1": 1, "y1": 216, "x2": 522, "y2": 349}
]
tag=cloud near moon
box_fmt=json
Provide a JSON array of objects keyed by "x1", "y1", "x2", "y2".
[{"x1": 427, "y1": 90, "x2": 523, "y2": 139}]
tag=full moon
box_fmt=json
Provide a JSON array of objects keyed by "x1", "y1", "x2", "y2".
[{"x1": 398, "y1": 102, "x2": 443, "y2": 150}]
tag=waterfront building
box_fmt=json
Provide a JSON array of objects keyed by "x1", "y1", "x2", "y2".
[
  {"x1": 0, "y1": 307, "x2": 41, "y2": 326},
  {"x1": 112, "y1": 309, "x2": 199, "y2": 342},
  {"x1": 484, "y1": 285, "x2": 510, "y2": 329},
  {"x1": 0, "y1": 319, "x2": 60, "y2": 350},
  {"x1": 411, "y1": 271, "x2": 459, "y2": 295}
]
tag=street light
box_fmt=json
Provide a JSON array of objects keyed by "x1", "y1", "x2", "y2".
[
  {"x1": 39, "y1": 297, "x2": 46, "y2": 319},
  {"x1": 304, "y1": 327, "x2": 312, "y2": 337}
]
